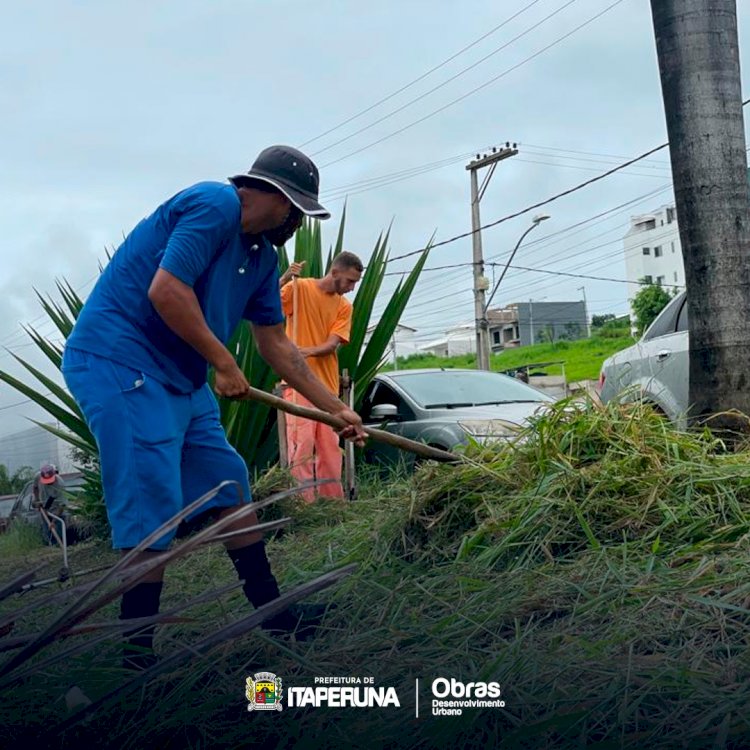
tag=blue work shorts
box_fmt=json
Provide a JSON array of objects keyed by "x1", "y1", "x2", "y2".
[{"x1": 61, "y1": 347, "x2": 251, "y2": 550}]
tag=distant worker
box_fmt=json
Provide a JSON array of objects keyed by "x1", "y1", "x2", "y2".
[
  {"x1": 32, "y1": 463, "x2": 67, "y2": 543},
  {"x1": 279, "y1": 252, "x2": 363, "y2": 501},
  {"x1": 32, "y1": 463, "x2": 67, "y2": 515}
]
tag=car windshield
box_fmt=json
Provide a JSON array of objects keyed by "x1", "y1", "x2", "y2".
[{"x1": 388, "y1": 370, "x2": 554, "y2": 408}]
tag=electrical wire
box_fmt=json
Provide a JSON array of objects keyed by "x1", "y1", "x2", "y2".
[
  {"x1": 320, "y1": 0, "x2": 627, "y2": 169},
  {"x1": 310, "y1": 0, "x2": 579, "y2": 158},
  {"x1": 298, "y1": 0, "x2": 544, "y2": 148}
]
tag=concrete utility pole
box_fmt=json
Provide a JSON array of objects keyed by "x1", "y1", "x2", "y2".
[
  {"x1": 650, "y1": 0, "x2": 750, "y2": 429},
  {"x1": 483, "y1": 214, "x2": 550, "y2": 363},
  {"x1": 578, "y1": 286, "x2": 590, "y2": 338},
  {"x1": 467, "y1": 144, "x2": 518, "y2": 370},
  {"x1": 529, "y1": 299, "x2": 535, "y2": 345}
]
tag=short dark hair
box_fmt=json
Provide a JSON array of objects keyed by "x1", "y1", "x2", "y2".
[{"x1": 332, "y1": 251, "x2": 363, "y2": 272}]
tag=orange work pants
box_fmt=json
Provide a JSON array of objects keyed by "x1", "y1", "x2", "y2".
[{"x1": 282, "y1": 389, "x2": 344, "y2": 502}]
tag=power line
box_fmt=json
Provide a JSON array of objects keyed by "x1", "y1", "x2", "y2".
[
  {"x1": 506, "y1": 217, "x2": 680, "y2": 276},
  {"x1": 324, "y1": 147, "x2": 672, "y2": 207},
  {"x1": 386, "y1": 141, "x2": 671, "y2": 265},
  {"x1": 513, "y1": 157, "x2": 668, "y2": 180},
  {"x1": 375, "y1": 184, "x2": 675, "y2": 316},
  {"x1": 0, "y1": 392, "x2": 54, "y2": 414},
  {"x1": 320, "y1": 149, "x2": 483, "y2": 202},
  {"x1": 489, "y1": 184, "x2": 673, "y2": 254},
  {"x1": 384, "y1": 221, "x2": 683, "y2": 318},
  {"x1": 320, "y1": 0, "x2": 627, "y2": 169},
  {"x1": 0, "y1": 397, "x2": 35, "y2": 413},
  {"x1": 0, "y1": 273, "x2": 98, "y2": 349},
  {"x1": 311, "y1": 0, "x2": 579, "y2": 158},
  {"x1": 385, "y1": 97, "x2": 749, "y2": 267},
  {"x1": 497, "y1": 262, "x2": 685, "y2": 287},
  {"x1": 298, "y1": 0, "x2": 544, "y2": 149},
  {"x1": 521, "y1": 146, "x2": 671, "y2": 171},
  {"x1": 321, "y1": 150, "x2": 478, "y2": 195},
  {"x1": 521, "y1": 142, "x2": 672, "y2": 166}
]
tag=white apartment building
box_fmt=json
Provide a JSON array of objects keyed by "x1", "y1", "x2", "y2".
[
  {"x1": 623, "y1": 204, "x2": 684, "y2": 313},
  {"x1": 363, "y1": 323, "x2": 421, "y2": 364},
  {"x1": 0, "y1": 423, "x2": 76, "y2": 476}
]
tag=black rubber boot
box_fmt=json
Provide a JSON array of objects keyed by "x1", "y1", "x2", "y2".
[
  {"x1": 227, "y1": 542, "x2": 328, "y2": 641},
  {"x1": 119, "y1": 581, "x2": 163, "y2": 671}
]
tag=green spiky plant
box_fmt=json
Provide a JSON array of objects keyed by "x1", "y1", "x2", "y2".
[
  {"x1": 219, "y1": 208, "x2": 430, "y2": 469},
  {"x1": 0, "y1": 211, "x2": 430, "y2": 525}
]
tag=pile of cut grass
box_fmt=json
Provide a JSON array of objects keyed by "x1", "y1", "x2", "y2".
[
  {"x1": 2, "y1": 400, "x2": 750, "y2": 749},
  {"x1": 399, "y1": 400, "x2": 750, "y2": 567}
]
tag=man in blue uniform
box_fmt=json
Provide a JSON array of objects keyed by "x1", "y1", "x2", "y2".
[{"x1": 63, "y1": 145, "x2": 365, "y2": 668}]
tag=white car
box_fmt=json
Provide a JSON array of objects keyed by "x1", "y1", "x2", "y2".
[{"x1": 598, "y1": 291, "x2": 689, "y2": 426}]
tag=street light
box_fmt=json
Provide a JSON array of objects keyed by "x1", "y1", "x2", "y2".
[
  {"x1": 484, "y1": 214, "x2": 550, "y2": 313},
  {"x1": 479, "y1": 214, "x2": 550, "y2": 368}
]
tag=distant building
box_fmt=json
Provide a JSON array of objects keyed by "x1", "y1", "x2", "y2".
[
  {"x1": 419, "y1": 300, "x2": 588, "y2": 357},
  {"x1": 419, "y1": 323, "x2": 474, "y2": 358},
  {"x1": 363, "y1": 323, "x2": 420, "y2": 364},
  {"x1": 623, "y1": 204, "x2": 683, "y2": 317},
  {"x1": 0, "y1": 423, "x2": 76, "y2": 475},
  {"x1": 513, "y1": 301, "x2": 587, "y2": 347},
  {"x1": 623, "y1": 168, "x2": 750, "y2": 318}
]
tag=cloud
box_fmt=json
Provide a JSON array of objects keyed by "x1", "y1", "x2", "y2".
[{"x1": 1, "y1": 0, "x2": 749, "y2": 436}]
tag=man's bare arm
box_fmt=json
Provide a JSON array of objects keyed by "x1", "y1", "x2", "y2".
[
  {"x1": 148, "y1": 269, "x2": 249, "y2": 397},
  {"x1": 251, "y1": 322, "x2": 365, "y2": 443},
  {"x1": 298, "y1": 334, "x2": 342, "y2": 358}
]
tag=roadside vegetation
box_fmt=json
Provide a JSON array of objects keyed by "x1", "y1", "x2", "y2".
[
  {"x1": 1, "y1": 399, "x2": 749, "y2": 748},
  {"x1": 389, "y1": 320, "x2": 634, "y2": 382}
]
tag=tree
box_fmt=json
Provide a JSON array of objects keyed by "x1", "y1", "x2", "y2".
[
  {"x1": 0, "y1": 464, "x2": 34, "y2": 495},
  {"x1": 561, "y1": 322, "x2": 582, "y2": 341},
  {"x1": 650, "y1": 1, "x2": 750, "y2": 429},
  {"x1": 632, "y1": 282, "x2": 672, "y2": 336},
  {"x1": 592, "y1": 314, "x2": 616, "y2": 328},
  {"x1": 536, "y1": 324, "x2": 556, "y2": 344}
]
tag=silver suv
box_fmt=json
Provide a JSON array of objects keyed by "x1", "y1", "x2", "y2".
[{"x1": 598, "y1": 291, "x2": 689, "y2": 427}]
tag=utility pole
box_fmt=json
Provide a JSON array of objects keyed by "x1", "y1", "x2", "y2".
[
  {"x1": 467, "y1": 144, "x2": 518, "y2": 370},
  {"x1": 483, "y1": 214, "x2": 550, "y2": 361},
  {"x1": 528, "y1": 299, "x2": 534, "y2": 345},
  {"x1": 578, "y1": 286, "x2": 590, "y2": 338},
  {"x1": 650, "y1": 1, "x2": 750, "y2": 430}
]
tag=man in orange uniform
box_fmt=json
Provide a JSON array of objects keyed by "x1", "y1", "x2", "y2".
[{"x1": 279, "y1": 252, "x2": 363, "y2": 501}]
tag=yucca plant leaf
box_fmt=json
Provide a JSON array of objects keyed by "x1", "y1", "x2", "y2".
[
  {"x1": 32, "y1": 421, "x2": 96, "y2": 455},
  {"x1": 33, "y1": 290, "x2": 73, "y2": 339},
  {"x1": 327, "y1": 200, "x2": 347, "y2": 272},
  {"x1": 0, "y1": 368, "x2": 91, "y2": 444},
  {"x1": 8, "y1": 352, "x2": 82, "y2": 416},
  {"x1": 353, "y1": 242, "x2": 432, "y2": 403},
  {"x1": 22, "y1": 326, "x2": 64, "y2": 370},
  {"x1": 56, "y1": 279, "x2": 85, "y2": 320},
  {"x1": 337, "y1": 232, "x2": 387, "y2": 374}
]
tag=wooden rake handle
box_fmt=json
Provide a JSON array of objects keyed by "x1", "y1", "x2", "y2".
[{"x1": 234, "y1": 385, "x2": 459, "y2": 464}]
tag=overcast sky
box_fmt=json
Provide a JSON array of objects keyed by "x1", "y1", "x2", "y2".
[{"x1": 2, "y1": 0, "x2": 750, "y2": 439}]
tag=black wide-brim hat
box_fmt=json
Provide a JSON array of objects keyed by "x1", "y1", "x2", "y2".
[{"x1": 229, "y1": 145, "x2": 330, "y2": 219}]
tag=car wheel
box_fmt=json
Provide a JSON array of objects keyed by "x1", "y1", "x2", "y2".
[{"x1": 643, "y1": 402, "x2": 669, "y2": 419}]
